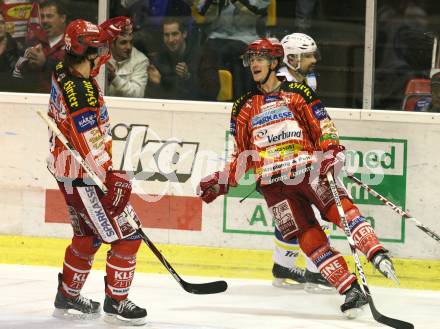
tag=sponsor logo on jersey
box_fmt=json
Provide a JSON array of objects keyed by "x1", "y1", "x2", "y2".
[
  {"x1": 311, "y1": 100, "x2": 327, "y2": 120},
  {"x1": 253, "y1": 120, "x2": 302, "y2": 147},
  {"x1": 230, "y1": 119, "x2": 236, "y2": 136},
  {"x1": 320, "y1": 118, "x2": 337, "y2": 135},
  {"x1": 50, "y1": 83, "x2": 67, "y2": 119},
  {"x1": 288, "y1": 82, "x2": 313, "y2": 101},
  {"x1": 257, "y1": 154, "x2": 313, "y2": 175},
  {"x1": 251, "y1": 107, "x2": 293, "y2": 127},
  {"x1": 263, "y1": 165, "x2": 313, "y2": 185},
  {"x1": 100, "y1": 104, "x2": 109, "y2": 121},
  {"x1": 82, "y1": 80, "x2": 98, "y2": 107},
  {"x1": 264, "y1": 95, "x2": 281, "y2": 103},
  {"x1": 260, "y1": 99, "x2": 288, "y2": 113},
  {"x1": 63, "y1": 80, "x2": 79, "y2": 109},
  {"x1": 73, "y1": 110, "x2": 98, "y2": 133},
  {"x1": 259, "y1": 143, "x2": 302, "y2": 159},
  {"x1": 79, "y1": 186, "x2": 117, "y2": 242}
]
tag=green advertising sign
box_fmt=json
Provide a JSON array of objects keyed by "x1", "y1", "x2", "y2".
[{"x1": 222, "y1": 134, "x2": 408, "y2": 243}]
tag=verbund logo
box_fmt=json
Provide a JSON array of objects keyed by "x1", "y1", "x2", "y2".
[{"x1": 253, "y1": 121, "x2": 302, "y2": 148}]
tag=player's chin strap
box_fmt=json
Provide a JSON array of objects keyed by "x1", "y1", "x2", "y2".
[{"x1": 257, "y1": 59, "x2": 279, "y2": 86}]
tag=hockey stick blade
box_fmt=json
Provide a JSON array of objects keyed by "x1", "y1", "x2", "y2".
[
  {"x1": 182, "y1": 280, "x2": 228, "y2": 295},
  {"x1": 367, "y1": 294, "x2": 414, "y2": 329},
  {"x1": 137, "y1": 229, "x2": 228, "y2": 294}
]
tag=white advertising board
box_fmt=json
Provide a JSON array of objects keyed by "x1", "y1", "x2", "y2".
[{"x1": 0, "y1": 93, "x2": 439, "y2": 259}]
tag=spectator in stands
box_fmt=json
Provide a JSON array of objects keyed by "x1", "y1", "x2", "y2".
[
  {"x1": 0, "y1": 12, "x2": 20, "y2": 91},
  {"x1": 196, "y1": 0, "x2": 269, "y2": 98},
  {"x1": 112, "y1": 0, "x2": 194, "y2": 57},
  {"x1": 107, "y1": 32, "x2": 149, "y2": 98},
  {"x1": 13, "y1": 0, "x2": 67, "y2": 93},
  {"x1": 146, "y1": 17, "x2": 218, "y2": 101}
]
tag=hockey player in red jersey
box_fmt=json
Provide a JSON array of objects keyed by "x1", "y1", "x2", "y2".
[
  {"x1": 47, "y1": 18, "x2": 146, "y2": 325},
  {"x1": 271, "y1": 32, "x2": 333, "y2": 293},
  {"x1": 197, "y1": 38, "x2": 398, "y2": 317}
]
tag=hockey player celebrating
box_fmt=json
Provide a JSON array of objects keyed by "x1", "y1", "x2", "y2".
[
  {"x1": 271, "y1": 33, "x2": 332, "y2": 292},
  {"x1": 197, "y1": 37, "x2": 398, "y2": 317},
  {"x1": 46, "y1": 18, "x2": 147, "y2": 325}
]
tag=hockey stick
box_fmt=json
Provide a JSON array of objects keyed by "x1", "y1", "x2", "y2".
[
  {"x1": 326, "y1": 172, "x2": 414, "y2": 329},
  {"x1": 37, "y1": 109, "x2": 227, "y2": 295},
  {"x1": 347, "y1": 174, "x2": 440, "y2": 243}
]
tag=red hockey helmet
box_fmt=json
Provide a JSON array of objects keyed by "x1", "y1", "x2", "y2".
[
  {"x1": 64, "y1": 19, "x2": 109, "y2": 57},
  {"x1": 243, "y1": 38, "x2": 284, "y2": 67},
  {"x1": 64, "y1": 19, "x2": 111, "y2": 77}
]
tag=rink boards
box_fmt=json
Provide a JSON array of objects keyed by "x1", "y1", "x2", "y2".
[{"x1": 0, "y1": 92, "x2": 439, "y2": 289}]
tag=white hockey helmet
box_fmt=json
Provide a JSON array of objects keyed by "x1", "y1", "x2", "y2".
[{"x1": 281, "y1": 33, "x2": 318, "y2": 70}]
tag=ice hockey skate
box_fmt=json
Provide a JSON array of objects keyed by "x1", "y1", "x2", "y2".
[
  {"x1": 103, "y1": 294, "x2": 147, "y2": 326},
  {"x1": 53, "y1": 273, "x2": 101, "y2": 320},
  {"x1": 372, "y1": 250, "x2": 399, "y2": 284},
  {"x1": 340, "y1": 281, "x2": 368, "y2": 319},
  {"x1": 303, "y1": 270, "x2": 336, "y2": 294},
  {"x1": 272, "y1": 263, "x2": 306, "y2": 289}
]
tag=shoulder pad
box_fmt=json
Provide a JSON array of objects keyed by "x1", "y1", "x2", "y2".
[
  {"x1": 231, "y1": 90, "x2": 256, "y2": 117},
  {"x1": 56, "y1": 63, "x2": 100, "y2": 112},
  {"x1": 281, "y1": 81, "x2": 317, "y2": 104}
]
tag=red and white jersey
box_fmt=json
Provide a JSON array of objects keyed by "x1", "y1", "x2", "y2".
[
  {"x1": 227, "y1": 81, "x2": 339, "y2": 186},
  {"x1": 47, "y1": 61, "x2": 112, "y2": 182}
]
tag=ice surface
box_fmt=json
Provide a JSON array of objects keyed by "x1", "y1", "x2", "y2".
[{"x1": 0, "y1": 264, "x2": 438, "y2": 329}]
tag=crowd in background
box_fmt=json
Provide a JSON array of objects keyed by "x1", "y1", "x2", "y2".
[{"x1": 0, "y1": 0, "x2": 439, "y2": 111}]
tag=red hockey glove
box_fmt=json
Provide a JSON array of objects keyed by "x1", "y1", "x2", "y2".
[
  {"x1": 320, "y1": 144, "x2": 346, "y2": 177},
  {"x1": 99, "y1": 16, "x2": 133, "y2": 41},
  {"x1": 197, "y1": 171, "x2": 229, "y2": 203},
  {"x1": 101, "y1": 170, "x2": 132, "y2": 217}
]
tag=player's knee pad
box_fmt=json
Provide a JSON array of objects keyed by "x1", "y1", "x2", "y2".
[
  {"x1": 105, "y1": 238, "x2": 142, "y2": 300},
  {"x1": 70, "y1": 235, "x2": 102, "y2": 257},
  {"x1": 298, "y1": 225, "x2": 328, "y2": 257},
  {"x1": 61, "y1": 236, "x2": 101, "y2": 297},
  {"x1": 308, "y1": 244, "x2": 356, "y2": 294},
  {"x1": 325, "y1": 197, "x2": 356, "y2": 226}
]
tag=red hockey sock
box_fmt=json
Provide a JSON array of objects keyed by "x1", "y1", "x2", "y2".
[
  {"x1": 309, "y1": 245, "x2": 356, "y2": 294},
  {"x1": 105, "y1": 239, "x2": 141, "y2": 301},
  {"x1": 326, "y1": 199, "x2": 384, "y2": 260},
  {"x1": 345, "y1": 208, "x2": 383, "y2": 260},
  {"x1": 61, "y1": 236, "x2": 100, "y2": 297}
]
